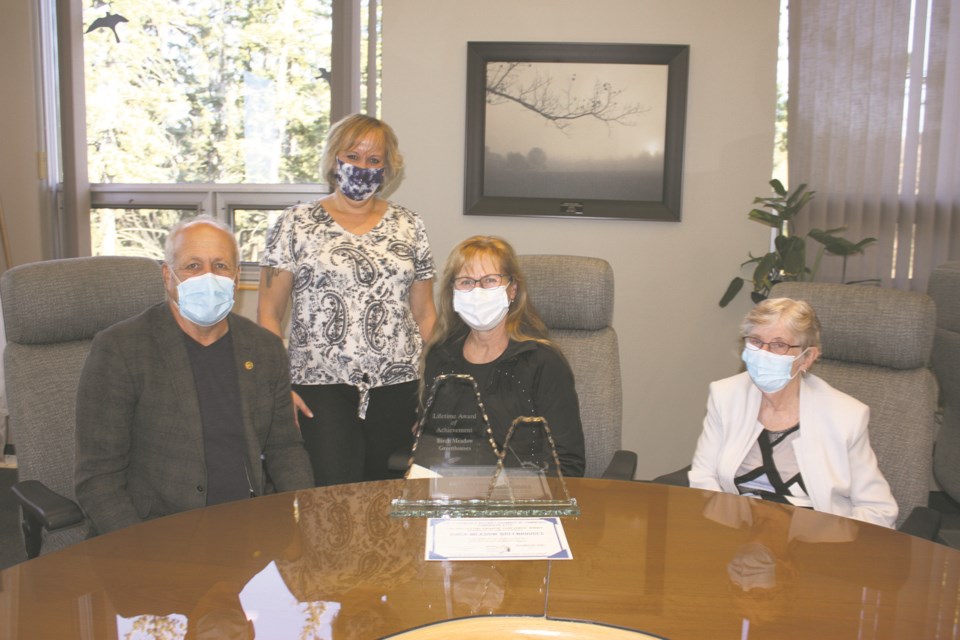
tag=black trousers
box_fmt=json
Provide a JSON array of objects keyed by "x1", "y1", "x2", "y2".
[{"x1": 293, "y1": 381, "x2": 417, "y2": 487}]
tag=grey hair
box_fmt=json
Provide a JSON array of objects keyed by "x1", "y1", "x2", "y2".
[
  {"x1": 741, "y1": 297, "x2": 822, "y2": 350},
  {"x1": 163, "y1": 215, "x2": 239, "y2": 266}
]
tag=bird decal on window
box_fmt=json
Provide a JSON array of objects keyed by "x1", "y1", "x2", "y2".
[
  {"x1": 316, "y1": 67, "x2": 332, "y2": 86},
  {"x1": 85, "y1": 12, "x2": 129, "y2": 43}
]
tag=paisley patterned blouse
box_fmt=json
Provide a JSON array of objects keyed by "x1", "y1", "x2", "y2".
[{"x1": 261, "y1": 200, "x2": 435, "y2": 416}]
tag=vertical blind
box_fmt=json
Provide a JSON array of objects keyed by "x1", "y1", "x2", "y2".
[{"x1": 789, "y1": 0, "x2": 960, "y2": 291}]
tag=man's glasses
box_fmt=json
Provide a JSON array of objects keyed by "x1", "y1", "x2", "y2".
[
  {"x1": 744, "y1": 336, "x2": 803, "y2": 355},
  {"x1": 453, "y1": 273, "x2": 512, "y2": 291}
]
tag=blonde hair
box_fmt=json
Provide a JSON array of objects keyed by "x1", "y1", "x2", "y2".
[
  {"x1": 741, "y1": 297, "x2": 822, "y2": 349},
  {"x1": 320, "y1": 114, "x2": 404, "y2": 194}
]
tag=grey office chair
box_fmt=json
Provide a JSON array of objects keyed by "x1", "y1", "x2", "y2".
[
  {"x1": 655, "y1": 282, "x2": 939, "y2": 537},
  {"x1": 2, "y1": 256, "x2": 165, "y2": 557},
  {"x1": 518, "y1": 254, "x2": 636, "y2": 479},
  {"x1": 928, "y1": 262, "x2": 960, "y2": 506}
]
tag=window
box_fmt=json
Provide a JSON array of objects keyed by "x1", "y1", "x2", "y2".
[{"x1": 47, "y1": 0, "x2": 381, "y2": 272}]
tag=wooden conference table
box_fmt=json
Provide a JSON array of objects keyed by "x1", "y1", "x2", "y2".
[{"x1": 1, "y1": 478, "x2": 958, "y2": 639}]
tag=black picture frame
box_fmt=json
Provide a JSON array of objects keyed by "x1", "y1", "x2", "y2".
[{"x1": 464, "y1": 42, "x2": 689, "y2": 222}]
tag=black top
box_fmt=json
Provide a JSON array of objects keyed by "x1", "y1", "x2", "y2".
[
  {"x1": 456, "y1": 357, "x2": 496, "y2": 400},
  {"x1": 422, "y1": 333, "x2": 586, "y2": 477},
  {"x1": 184, "y1": 330, "x2": 250, "y2": 505}
]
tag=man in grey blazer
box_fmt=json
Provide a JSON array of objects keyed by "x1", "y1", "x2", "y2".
[{"x1": 75, "y1": 216, "x2": 314, "y2": 536}]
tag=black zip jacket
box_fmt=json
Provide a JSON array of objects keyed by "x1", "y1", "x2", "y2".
[{"x1": 422, "y1": 333, "x2": 586, "y2": 477}]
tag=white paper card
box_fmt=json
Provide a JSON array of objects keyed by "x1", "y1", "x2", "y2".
[
  {"x1": 425, "y1": 517, "x2": 573, "y2": 561},
  {"x1": 406, "y1": 463, "x2": 442, "y2": 479}
]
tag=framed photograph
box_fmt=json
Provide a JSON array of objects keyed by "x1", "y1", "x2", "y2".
[{"x1": 464, "y1": 42, "x2": 689, "y2": 222}]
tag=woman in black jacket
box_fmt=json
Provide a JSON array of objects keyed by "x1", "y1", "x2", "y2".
[{"x1": 419, "y1": 236, "x2": 586, "y2": 477}]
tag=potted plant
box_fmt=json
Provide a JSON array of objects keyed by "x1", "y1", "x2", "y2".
[{"x1": 719, "y1": 179, "x2": 878, "y2": 307}]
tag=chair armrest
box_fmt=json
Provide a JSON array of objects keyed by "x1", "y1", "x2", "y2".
[
  {"x1": 10, "y1": 480, "x2": 84, "y2": 531},
  {"x1": 897, "y1": 506, "x2": 941, "y2": 540},
  {"x1": 652, "y1": 465, "x2": 691, "y2": 487},
  {"x1": 600, "y1": 450, "x2": 638, "y2": 480}
]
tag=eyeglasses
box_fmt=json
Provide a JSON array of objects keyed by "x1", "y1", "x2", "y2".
[
  {"x1": 744, "y1": 337, "x2": 803, "y2": 356},
  {"x1": 453, "y1": 273, "x2": 511, "y2": 291}
]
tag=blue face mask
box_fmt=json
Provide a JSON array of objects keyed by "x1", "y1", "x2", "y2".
[
  {"x1": 175, "y1": 272, "x2": 236, "y2": 327},
  {"x1": 336, "y1": 157, "x2": 385, "y2": 201},
  {"x1": 741, "y1": 346, "x2": 808, "y2": 393}
]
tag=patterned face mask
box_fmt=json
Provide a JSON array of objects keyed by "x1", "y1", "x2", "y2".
[{"x1": 336, "y1": 157, "x2": 385, "y2": 202}]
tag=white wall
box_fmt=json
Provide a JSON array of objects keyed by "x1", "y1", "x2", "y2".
[{"x1": 382, "y1": 0, "x2": 778, "y2": 478}]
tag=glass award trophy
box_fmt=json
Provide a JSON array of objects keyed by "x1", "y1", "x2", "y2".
[{"x1": 390, "y1": 374, "x2": 579, "y2": 517}]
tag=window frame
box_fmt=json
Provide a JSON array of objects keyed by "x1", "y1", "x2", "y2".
[{"x1": 90, "y1": 184, "x2": 329, "y2": 282}]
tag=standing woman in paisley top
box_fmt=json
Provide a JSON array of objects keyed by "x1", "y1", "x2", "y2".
[{"x1": 258, "y1": 114, "x2": 437, "y2": 486}]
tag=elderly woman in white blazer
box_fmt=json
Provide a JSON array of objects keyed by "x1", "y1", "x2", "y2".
[{"x1": 689, "y1": 298, "x2": 898, "y2": 528}]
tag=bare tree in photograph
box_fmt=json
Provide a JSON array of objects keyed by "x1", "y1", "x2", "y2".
[{"x1": 485, "y1": 62, "x2": 650, "y2": 132}]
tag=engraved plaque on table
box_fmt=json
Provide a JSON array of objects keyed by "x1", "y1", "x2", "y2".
[
  {"x1": 390, "y1": 374, "x2": 579, "y2": 518},
  {"x1": 485, "y1": 416, "x2": 578, "y2": 514}
]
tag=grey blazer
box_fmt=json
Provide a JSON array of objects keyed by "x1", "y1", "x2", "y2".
[{"x1": 75, "y1": 302, "x2": 314, "y2": 535}]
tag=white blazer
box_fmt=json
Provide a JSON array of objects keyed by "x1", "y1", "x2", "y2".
[{"x1": 689, "y1": 372, "x2": 898, "y2": 528}]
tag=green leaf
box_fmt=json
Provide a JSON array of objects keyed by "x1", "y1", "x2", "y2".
[
  {"x1": 820, "y1": 225, "x2": 848, "y2": 235},
  {"x1": 753, "y1": 251, "x2": 780, "y2": 288},
  {"x1": 777, "y1": 235, "x2": 806, "y2": 276},
  {"x1": 782, "y1": 190, "x2": 814, "y2": 220},
  {"x1": 826, "y1": 239, "x2": 860, "y2": 255},
  {"x1": 769, "y1": 178, "x2": 787, "y2": 197},
  {"x1": 719, "y1": 277, "x2": 745, "y2": 307},
  {"x1": 807, "y1": 228, "x2": 876, "y2": 256},
  {"x1": 784, "y1": 183, "x2": 810, "y2": 208},
  {"x1": 808, "y1": 227, "x2": 837, "y2": 244},
  {"x1": 808, "y1": 229, "x2": 860, "y2": 256},
  {"x1": 748, "y1": 209, "x2": 782, "y2": 227},
  {"x1": 774, "y1": 233, "x2": 804, "y2": 253}
]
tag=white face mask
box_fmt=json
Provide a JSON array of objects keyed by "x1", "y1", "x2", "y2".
[{"x1": 453, "y1": 285, "x2": 510, "y2": 332}]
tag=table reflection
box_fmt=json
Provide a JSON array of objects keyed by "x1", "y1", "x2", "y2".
[
  {"x1": 704, "y1": 492, "x2": 857, "y2": 629},
  {"x1": 702, "y1": 491, "x2": 913, "y2": 638},
  {"x1": 278, "y1": 483, "x2": 423, "y2": 638},
  {"x1": 91, "y1": 490, "x2": 301, "y2": 639}
]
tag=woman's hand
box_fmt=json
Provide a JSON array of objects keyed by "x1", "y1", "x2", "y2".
[{"x1": 291, "y1": 390, "x2": 314, "y2": 430}]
